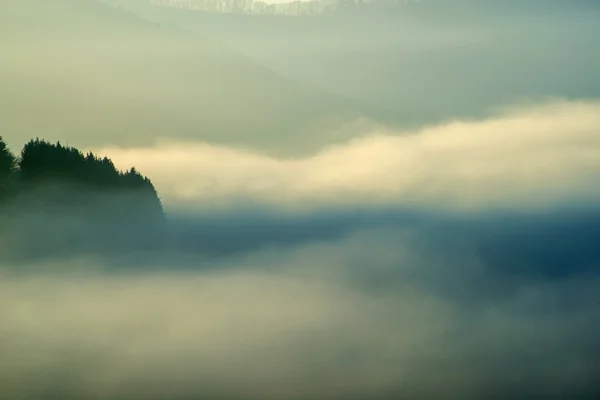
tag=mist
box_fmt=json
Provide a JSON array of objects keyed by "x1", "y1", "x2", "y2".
[
  {"x1": 2, "y1": 223, "x2": 600, "y2": 400},
  {"x1": 94, "y1": 100, "x2": 600, "y2": 212},
  {"x1": 109, "y1": 0, "x2": 600, "y2": 122},
  {"x1": 0, "y1": 0, "x2": 395, "y2": 156},
  {"x1": 2, "y1": 0, "x2": 600, "y2": 399}
]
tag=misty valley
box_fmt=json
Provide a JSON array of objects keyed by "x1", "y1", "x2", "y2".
[{"x1": 1, "y1": 0, "x2": 600, "y2": 399}]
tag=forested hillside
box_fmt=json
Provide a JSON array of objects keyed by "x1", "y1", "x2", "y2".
[{"x1": 0, "y1": 137, "x2": 165, "y2": 260}]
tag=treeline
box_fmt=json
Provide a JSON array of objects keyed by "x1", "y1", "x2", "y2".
[{"x1": 0, "y1": 136, "x2": 166, "y2": 260}]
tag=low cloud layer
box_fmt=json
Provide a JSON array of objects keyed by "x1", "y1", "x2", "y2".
[
  {"x1": 1, "y1": 227, "x2": 599, "y2": 400},
  {"x1": 95, "y1": 100, "x2": 600, "y2": 212}
]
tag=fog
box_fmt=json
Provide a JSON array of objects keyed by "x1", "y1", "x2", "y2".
[
  {"x1": 4, "y1": 0, "x2": 599, "y2": 156},
  {"x1": 2, "y1": 147, "x2": 600, "y2": 398},
  {"x1": 2, "y1": 223, "x2": 600, "y2": 400},
  {"x1": 110, "y1": 0, "x2": 600, "y2": 121},
  {"x1": 94, "y1": 100, "x2": 600, "y2": 212},
  {"x1": 0, "y1": 0, "x2": 396, "y2": 156},
  {"x1": 2, "y1": 0, "x2": 600, "y2": 399}
]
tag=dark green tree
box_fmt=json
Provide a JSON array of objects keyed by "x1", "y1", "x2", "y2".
[
  {"x1": 4, "y1": 138, "x2": 166, "y2": 259},
  {"x1": 0, "y1": 136, "x2": 16, "y2": 201}
]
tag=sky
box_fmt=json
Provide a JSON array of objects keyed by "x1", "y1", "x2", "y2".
[{"x1": 1, "y1": 1, "x2": 600, "y2": 399}]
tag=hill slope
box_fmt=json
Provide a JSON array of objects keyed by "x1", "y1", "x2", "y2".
[
  {"x1": 0, "y1": 0, "x2": 397, "y2": 157},
  {"x1": 112, "y1": 0, "x2": 600, "y2": 124}
]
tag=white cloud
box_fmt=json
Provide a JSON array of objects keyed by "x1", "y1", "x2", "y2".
[{"x1": 94, "y1": 100, "x2": 600, "y2": 212}]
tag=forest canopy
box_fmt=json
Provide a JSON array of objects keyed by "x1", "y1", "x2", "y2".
[{"x1": 0, "y1": 136, "x2": 166, "y2": 260}]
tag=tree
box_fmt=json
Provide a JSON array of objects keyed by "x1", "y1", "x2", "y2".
[
  {"x1": 0, "y1": 137, "x2": 16, "y2": 200},
  {"x1": 2, "y1": 138, "x2": 166, "y2": 259}
]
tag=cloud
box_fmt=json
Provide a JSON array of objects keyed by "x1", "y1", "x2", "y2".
[
  {"x1": 94, "y1": 100, "x2": 600, "y2": 212},
  {"x1": 1, "y1": 227, "x2": 599, "y2": 400}
]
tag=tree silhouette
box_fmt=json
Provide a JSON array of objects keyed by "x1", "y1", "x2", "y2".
[
  {"x1": 1, "y1": 138, "x2": 166, "y2": 260},
  {"x1": 0, "y1": 136, "x2": 16, "y2": 200}
]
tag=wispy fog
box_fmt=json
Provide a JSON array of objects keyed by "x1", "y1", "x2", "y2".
[
  {"x1": 95, "y1": 100, "x2": 600, "y2": 212},
  {"x1": 2, "y1": 225, "x2": 599, "y2": 399}
]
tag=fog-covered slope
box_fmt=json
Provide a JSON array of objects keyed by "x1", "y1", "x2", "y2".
[
  {"x1": 111, "y1": 0, "x2": 600, "y2": 122},
  {"x1": 0, "y1": 0, "x2": 398, "y2": 156}
]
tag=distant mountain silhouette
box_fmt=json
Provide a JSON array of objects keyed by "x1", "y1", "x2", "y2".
[
  {"x1": 1, "y1": 0, "x2": 400, "y2": 157},
  {"x1": 0, "y1": 136, "x2": 166, "y2": 260}
]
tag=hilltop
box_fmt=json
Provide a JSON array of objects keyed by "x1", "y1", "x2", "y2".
[{"x1": 0, "y1": 136, "x2": 166, "y2": 260}]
